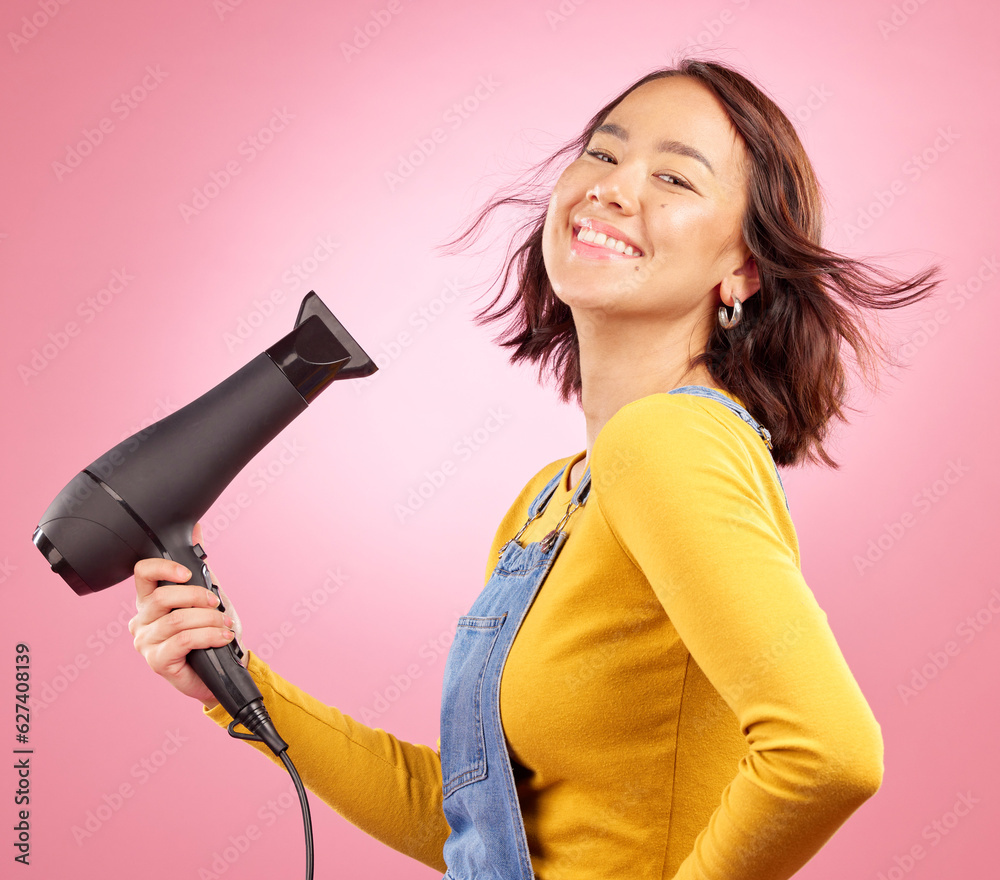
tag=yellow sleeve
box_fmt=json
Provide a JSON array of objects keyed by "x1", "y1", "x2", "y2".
[
  {"x1": 203, "y1": 651, "x2": 450, "y2": 872},
  {"x1": 592, "y1": 395, "x2": 883, "y2": 880}
]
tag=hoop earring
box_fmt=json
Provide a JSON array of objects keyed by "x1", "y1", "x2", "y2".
[{"x1": 718, "y1": 295, "x2": 742, "y2": 330}]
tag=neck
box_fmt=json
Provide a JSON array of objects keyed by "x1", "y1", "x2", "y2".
[{"x1": 572, "y1": 308, "x2": 719, "y2": 473}]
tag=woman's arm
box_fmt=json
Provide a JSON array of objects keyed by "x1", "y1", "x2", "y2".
[
  {"x1": 205, "y1": 653, "x2": 451, "y2": 872},
  {"x1": 129, "y1": 556, "x2": 450, "y2": 872},
  {"x1": 593, "y1": 395, "x2": 883, "y2": 880}
]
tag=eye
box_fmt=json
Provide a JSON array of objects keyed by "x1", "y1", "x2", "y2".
[
  {"x1": 656, "y1": 173, "x2": 691, "y2": 190},
  {"x1": 584, "y1": 148, "x2": 691, "y2": 190}
]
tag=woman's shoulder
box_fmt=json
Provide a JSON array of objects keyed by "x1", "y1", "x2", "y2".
[
  {"x1": 594, "y1": 391, "x2": 765, "y2": 470},
  {"x1": 591, "y1": 391, "x2": 797, "y2": 561},
  {"x1": 590, "y1": 390, "x2": 788, "y2": 517}
]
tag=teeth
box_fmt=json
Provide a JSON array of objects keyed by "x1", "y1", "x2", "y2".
[{"x1": 576, "y1": 225, "x2": 640, "y2": 256}]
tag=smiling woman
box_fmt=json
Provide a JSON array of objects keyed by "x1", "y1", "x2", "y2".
[
  {"x1": 129, "y1": 57, "x2": 942, "y2": 880},
  {"x1": 450, "y1": 59, "x2": 940, "y2": 469},
  {"x1": 538, "y1": 74, "x2": 759, "y2": 468}
]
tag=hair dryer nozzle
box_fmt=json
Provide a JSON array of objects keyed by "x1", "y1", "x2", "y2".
[
  {"x1": 296, "y1": 292, "x2": 377, "y2": 382},
  {"x1": 265, "y1": 292, "x2": 377, "y2": 402}
]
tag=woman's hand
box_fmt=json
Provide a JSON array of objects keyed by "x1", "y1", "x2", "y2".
[{"x1": 128, "y1": 526, "x2": 240, "y2": 711}]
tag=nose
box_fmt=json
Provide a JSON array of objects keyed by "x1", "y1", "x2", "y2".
[{"x1": 586, "y1": 163, "x2": 640, "y2": 214}]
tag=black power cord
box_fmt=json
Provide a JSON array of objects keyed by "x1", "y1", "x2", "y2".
[
  {"x1": 228, "y1": 708, "x2": 314, "y2": 880},
  {"x1": 278, "y1": 749, "x2": 315, "y2": 879}
]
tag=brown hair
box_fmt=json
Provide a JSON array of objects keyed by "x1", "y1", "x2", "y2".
[{"x1": 436, "y1": 57, "x2": 941, "y2": 468}]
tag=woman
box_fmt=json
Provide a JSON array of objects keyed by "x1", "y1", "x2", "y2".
[{"x1": 130, "y1": 58, "x2": 939, "y2": 878}]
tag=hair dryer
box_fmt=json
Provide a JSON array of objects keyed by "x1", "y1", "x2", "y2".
[{"x1": 32, "y1": 291, "x2": 376, "y2": 754}]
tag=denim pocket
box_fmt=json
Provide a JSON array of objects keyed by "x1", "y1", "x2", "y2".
[{"x1": 440, "y1": 614, "x2": 505, "y2": 798}]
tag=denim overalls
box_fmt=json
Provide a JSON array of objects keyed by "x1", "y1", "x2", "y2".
[{"x1": 438, "y1": 386, "x2": 784, "y2": 879}]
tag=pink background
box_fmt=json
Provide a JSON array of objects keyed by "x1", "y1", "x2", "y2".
[{"x1": 2, "y1": 0, "x2": 996, "y2": 877}]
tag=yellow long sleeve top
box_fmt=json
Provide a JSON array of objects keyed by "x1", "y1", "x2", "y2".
[{"x1": 206, "y1": 390, "x2": 884, "y2": 879}]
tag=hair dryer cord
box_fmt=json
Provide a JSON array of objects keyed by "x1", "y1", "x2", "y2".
[{"x1": 228, "y1": 716, "x2": 314, "y2": 880}]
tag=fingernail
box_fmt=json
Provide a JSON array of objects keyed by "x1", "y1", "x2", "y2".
[
  {"x1": 223, "y1": 615, "x2": 233, "y2": 628},
  {"x1": 222, "y1": 629, "x2": 234, "y2": 640}
]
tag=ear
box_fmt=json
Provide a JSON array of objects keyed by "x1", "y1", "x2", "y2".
[{"x1": 720, "y1": 253, "x2": 760, "y2": 307}]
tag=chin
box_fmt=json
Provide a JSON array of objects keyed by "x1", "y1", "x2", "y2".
[{"x1": 550, "y1": 280, "x2": 627, "y2": 318}]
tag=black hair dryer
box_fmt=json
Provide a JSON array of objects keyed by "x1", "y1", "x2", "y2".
[{"x1": 32, "y1": 291, "x2": 376, "y2": 749}]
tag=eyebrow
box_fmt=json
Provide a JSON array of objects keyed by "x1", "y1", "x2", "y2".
[{"x1": 592, "y1": 122, "x2": 715, "y2": 176}]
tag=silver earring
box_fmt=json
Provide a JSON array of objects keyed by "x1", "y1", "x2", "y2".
[{"x1": 718, "y1": 295, "x2": 742, "y2": 330}]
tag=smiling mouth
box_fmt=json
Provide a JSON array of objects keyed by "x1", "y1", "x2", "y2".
[{"x1": 572, "y1": 226, "x2": 644, "y2": 259}]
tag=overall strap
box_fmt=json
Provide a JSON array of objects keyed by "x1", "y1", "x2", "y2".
[
  {"x1": 527, "y1": 466, "x2": 567, "y2": 518},
  {"x1": 501, "y1": 461, "x2": 591, "y2": 560},
  {"x1": 569, "y1": 463, "x2": 592, "y2": 506},
  {"x1": 528, "y1": 454, "x2": 590, "y2": 519},
  {"x1": 527, "y1": 459, "x2": 592, "y2": 519}
]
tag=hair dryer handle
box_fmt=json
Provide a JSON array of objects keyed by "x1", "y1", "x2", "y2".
[{"x1": 158, "y1": 543, "x2": 283, "y2": 750}]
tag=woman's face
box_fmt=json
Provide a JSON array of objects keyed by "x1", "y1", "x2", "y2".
[{"x1": 541, "y1": 76, "x2": 754, "y2": 325}]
